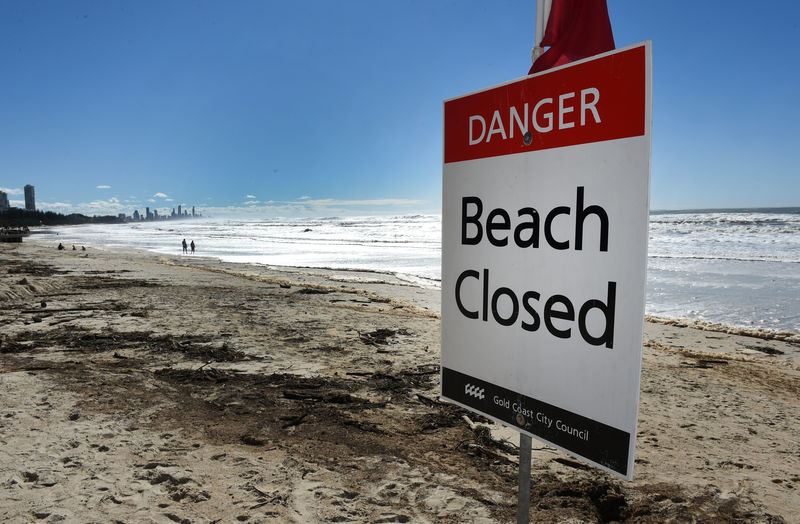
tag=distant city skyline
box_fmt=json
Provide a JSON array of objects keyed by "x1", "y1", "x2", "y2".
[
  {"x1": 0, "y1": 190, "x2": 9, "y2": 212},
  {"x1": 24, "y1": 184, "x2": 35, "y2": 211},
  {"x1": 1, "y1": 1, "x2": 799, "y2": 216},
  {"x1": 0, "y1": 182, "x2": 203, "y2": 219}
]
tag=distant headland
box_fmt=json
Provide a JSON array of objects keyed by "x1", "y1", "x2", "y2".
[
  {"x1": 0, "y1": 208, "x2": 123, "y2": 227},
  {"x1": 0, "y1": 207, "x2": 204, "y2": 228}
]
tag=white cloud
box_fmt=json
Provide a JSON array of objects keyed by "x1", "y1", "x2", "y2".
[
  {"x1": 1, "y1": 187, "x2": 23, "y2": 195},
  {"x1": 96, "y1": 185, "x2": 111, "y2": 189},
  {"x1": 298, "y1": 195, "x2": 310, "y2": 200},
  {"x1": 246, "y1": 194, "x2": 256, "y2": 199},
  {"x1": 39, "y1": 201, "x2": 74, "y2": 210},
  {"x1": 36, "y1": 199, "x2": 128, "y2": 215},
  {"x1": 85, "y1": 201, "x2": 127, "y2": 214},
  {"x1": 153, "y1": 192, "x2": 168, "y2": 198},
  {"x1": 17, "y1": 194, "x2": 433, "y2": 219},
  {"x1": 197, "y1": 197, "x2": 432, "y2": 219},
  {"x1": 165, "y1": 198, "x2": 174, "y2": 202},
  {"x1": 9, "y1": 199, "x2": 24, "y2": 207},
  {"x1": 287, "y1": 198, "x2": 424, "y2": 207}
]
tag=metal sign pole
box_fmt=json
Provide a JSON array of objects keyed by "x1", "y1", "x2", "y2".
[{"x1": 517, "y1": 433, "x2": 532, "y2": 524}]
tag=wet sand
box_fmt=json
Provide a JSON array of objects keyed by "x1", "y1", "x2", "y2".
[{"x1": 1, "y1": 241, "x2": 798, "y2": 523}]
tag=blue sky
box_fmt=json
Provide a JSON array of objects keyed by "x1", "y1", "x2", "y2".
[{"x1": 1, "y1": 1, "x2": 798, "y2": 217}]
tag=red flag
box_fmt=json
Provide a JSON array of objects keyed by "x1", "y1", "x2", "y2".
[{"x1": 529, "y1": 0, "x2": 615, "y2": 74}]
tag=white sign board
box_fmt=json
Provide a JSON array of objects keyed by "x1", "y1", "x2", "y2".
[{"x1": 441, "y1": 42, "x2": 651, "y2": 480}]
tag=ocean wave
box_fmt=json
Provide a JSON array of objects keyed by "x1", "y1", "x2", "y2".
[
  {"x1": 648, "y1": 254, "x2": 800, "y2": 264},
  {"x1": 42, "y1": 210, "x2": 800, "y2": 335},
  {"x1": 650, "y1": 206, "x2": 800, "y2": 216},
  {"x1": 645, "y1": 315, "x2": 800, "y2": 344},
  {"x1": 648, "y1": 211, "x2": 800, "y2": 234}
]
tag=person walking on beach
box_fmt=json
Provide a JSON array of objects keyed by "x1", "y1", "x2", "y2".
[
  {"x1": 190, "y1": 240, "x2": 195, "y2": 254},
  {"x1": 182, "y1": 238, "x2": 188, "y2": 254}
]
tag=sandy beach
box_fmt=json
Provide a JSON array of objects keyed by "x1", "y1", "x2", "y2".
[{"x1": 1, "y1": 240, "x2": 798, "y2": 523}]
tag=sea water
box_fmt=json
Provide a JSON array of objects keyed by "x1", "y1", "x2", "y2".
[
  {"x1": 647, "y1": 209, "x2": 799, "y2": 334},
  {"x1": 46, "y1": 209, "x2": 800, "y2": 334}
]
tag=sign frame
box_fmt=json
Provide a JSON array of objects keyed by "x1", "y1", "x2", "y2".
[{"x1": 441, "y1": 41, "x2": 652, "y2": 480}]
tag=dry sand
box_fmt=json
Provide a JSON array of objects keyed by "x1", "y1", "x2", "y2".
[{"x1": 1, "y1": 240, "x2": 798, "y2": 523}]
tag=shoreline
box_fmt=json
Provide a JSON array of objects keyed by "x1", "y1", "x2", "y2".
[
  {"x1": 2, "y1": 241, "x2": 798, "y2": 522},
  {"x1": 32, "y1": 222, "x2": 800, "y2": 335},
  {"x1": 25, "y1": 235, "x2": 800, "y2": 351}
]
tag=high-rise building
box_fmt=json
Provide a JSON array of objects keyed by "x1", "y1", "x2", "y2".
[
  {"x1": 192, "y1": 206, "x2": 195, "y2": 217},
  {"x1": 133, "y1": 210, "x2": 140, "y2": 221},
  {"x1": 178, "y1": 205, "x2": 182, "y2": 216},
  {"x1": 146, "y1": 207, "x2": 152, "y2": 220},
  {"x1": 24, "y1": 185, "x2": 35, "y2": 211},
  {"x1": 0, "y1": 191, "x2": 9, "y2": 212}
]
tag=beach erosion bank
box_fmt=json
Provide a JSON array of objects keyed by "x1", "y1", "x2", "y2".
[{"x1": 1, "y1": 241, "x2": 798, "y2": 523}]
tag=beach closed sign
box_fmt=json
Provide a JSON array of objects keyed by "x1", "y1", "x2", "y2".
[{"x1": 441, "y1": 42, "x2": 651, "y2": 480}]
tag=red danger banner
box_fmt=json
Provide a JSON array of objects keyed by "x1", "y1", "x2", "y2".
[{"x1": 444, "y1": 45, "x2": 645, "y2": 164}]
